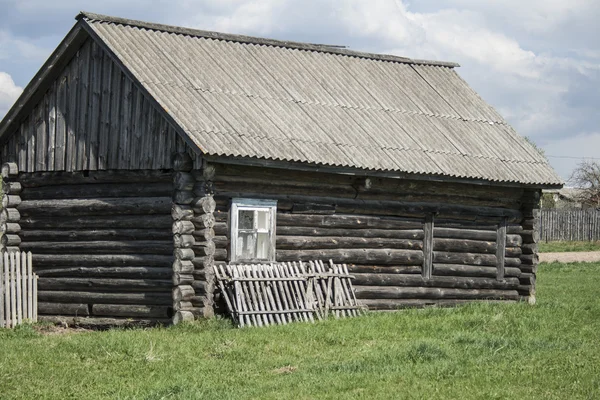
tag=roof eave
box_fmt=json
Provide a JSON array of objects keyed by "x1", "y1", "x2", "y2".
[
  {"x1": 202, "y1": 154, "x2": 564, "y2": 190},
  {"x1": 0, "y1": 21, "x2": 89, "y2": 144}
]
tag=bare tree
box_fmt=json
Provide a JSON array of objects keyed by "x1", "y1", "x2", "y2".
[{"x1": 569, "y1": 160, "x2": 600, "y2": 208}]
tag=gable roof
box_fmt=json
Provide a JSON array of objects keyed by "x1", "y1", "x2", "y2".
[{"x1": 0, "y1": 12, "x2": 563, "y2": 187}]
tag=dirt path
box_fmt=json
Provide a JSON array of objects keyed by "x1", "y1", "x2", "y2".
[{"x1": 539, "y1": 251, "x2": 600, "y2": 263}]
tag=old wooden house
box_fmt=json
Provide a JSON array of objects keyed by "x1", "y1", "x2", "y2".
[{"x1": 0, "y1": 12, "x2": 562, "y2": 327}]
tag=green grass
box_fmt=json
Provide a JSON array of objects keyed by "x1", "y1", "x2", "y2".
[
  {"x1": 539, "y1": 240, "x2": 600, "y2": 253},
  {"x1": 1, "y1": 263, "x2": 600, "y2": 399}
]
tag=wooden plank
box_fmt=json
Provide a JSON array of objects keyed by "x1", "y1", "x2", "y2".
[
  {"x1": 47, "y1": 82, "x2": 57, "y2": 170},
  {"x1": 0, "y1": 255, "x2": 4, "y2": 327},
  {"x1": 3, "y1": 252, "x2": 9, "y2": 327},
  {"x1": 21, "y1": 252, "x2": 27, "y2": 321},
  {"x1": 88, "y1": 41, "x2": 103, "y2": 170},
  {"x1": 55, "y1": 70, "x2": 68, "y2": 170},
  {"x1": 35, "y1": 96, "x2": 47, "y2": 171},
  {"x1": 10, "y1": 252, "x2": 16, "y2": 327},
  {"x1": 496, "y1": 217, "x2": 507, "y2": 280},
  {"x1": 422, "y1": 214, "x2": 433, "y2": 279},
  {"x1": 119, "y1": 77, "x2": 133, "y2": 169},
  {"x1": 76, "y1": 40, "x2": 91, "y2": 170}
]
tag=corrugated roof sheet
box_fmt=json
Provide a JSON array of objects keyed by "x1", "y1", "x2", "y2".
[{"x1": 81, "y1": 12, "x2": 563, "y2": 186}]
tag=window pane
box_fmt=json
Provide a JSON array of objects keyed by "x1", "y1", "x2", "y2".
[
  {"x1": 256, "y1": 210, "x2": 269, "y2": 231},
  {"x1": 239, "y1": 210, "x2": 254, "y2": 230},
  {"x1": 256, "y1": 232, "x2": 270, "y2": 259},
  {"x1": 237, "y1": 232, "x2": 256, "y2": 260}
]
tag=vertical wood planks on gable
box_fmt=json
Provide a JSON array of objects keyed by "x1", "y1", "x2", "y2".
[
  {"x1": 76, "y1": 41, "x2": 91, "y2": 171},
  {"x1": 119, "y1": 78, "x2": 133, "y2": 169},
  {"x1": 65, "y1": 47, "x2": 79, "y2": 172},
  {"x1": 98, "y1": 51, "x2": 113, "y2": 169},
  {"x1": 88, "y1": 41, "x2": 103, "y2": 171},
  {"x1": 47, "y1": 82, "x2": 57, "y2": 171},
  {"x1": 108, "y1": 65, "x2": 122, "y2": 169},
  {"x1": 55, "y1": 71, "x2": 68, "y2": 171},
  {"x1": 35, "y1": 97, "x2": 47, "y2": 172}
]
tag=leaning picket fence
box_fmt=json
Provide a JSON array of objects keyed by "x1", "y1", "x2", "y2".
[
  {"x1": 215, "y1": 260, "x2": 361, "y2": 327},
  {"x1": 0, "y1": 251, "x2": 38, "y2": 328}
]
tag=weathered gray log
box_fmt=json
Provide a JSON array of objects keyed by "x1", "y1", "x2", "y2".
[
  {"x1": 521, "y1": 243, "x2": 538, "y2": 255},
  {"x1": 212, "y1": 222, "x2": 228, "y2": 236},
  {"x1": 172, "y1": 220, "x2": 195, "y2": 235},
  {"x1": 1, "y1": 162, "x2": 18, "y2": 178},
  {"x1": 433, "y1": 252, "x2": 521, "y2": 268},
  {"x1": 346, "y1": 265, "x2": 422, "y2": 274},
  {"x1": 172, "y1": 152, "x2": 194, "y2": 172},
  {"x1": 519, "y1": 265, "x2": 537, "y2": 274},
  {"x1": 174, "y1": 248, "x2": 195, "y2": 261},
  {"x1": 192, "y1": 196, "x2": 216, "y2": 214},
  {"x1": 354, "y1": 286, "x2": 520, "y2": 300},
  {"x1": 173, "y1": 285, "x2": 195, "y2": 302},
  {"x1": 18, "y1": 197, "x2": 172, "y2": 217},
  {"x1": 359, "y1": 298, "x2": 516, "y2": 310},
  {"x1": 275, "y1": 236, "x2": 423, "y2": 250},
  {"x1": 520, "y1": 254, "x2": 539, "y2": 265},
  {"x1": 19, "y1": 215, "x2": 172, "y2": 229},
  {"x1": 192, "y1": 242, "x2": 219, "y2": 257},
  {"x1": 35, "y1": 266, "x2": 172, "y2": 279},
  {"x1": 92, "y1": 304, "x2": 170, "y2": 318},
  {"x1": 173, "y1": 260, "x2": 194, "y2": 274},
  {"x1": 173, "y1": 310, "x2": 194, "y2": 324},
  {"x1": 353, "y1": 273, "x2": 520, "y2": 289},
  {"x1": 173, "y1": 273, "x2": 194, "y2": 286},
  {"x1": 191, "y1": 213, "x2": 216, "y2": 229},
  {"x1": 37, "y1": 290, "x2": 172, "y2": 305},
  {"x1": 3, "y1": 182, "x2": 22, "y2": 195},
  {"x1": 433, "y1": 264, "x2": 521, "y2": 278},
  {"x1": 173, "y1": 190, "x2": 194, "y2": 205},
  {"x1": 433, "y1": 238, "x2": 495, "y2": 254},
  {"x1": 192, "y1": 228, "x2": 216, "y2": 241},
  {"x1": 191, "y1": 295, "x2": 208, "y2": 307},
  {"x1": 276, "y1": 213, "x2": 423, "y2": 229},
  {"x1": 173, "y1": 172, "x2": 195, "y2": 191},
  {"x1": 0, "y1": 222, "x2": 21, "y2": 234},
  {"x1": 496, "y1": 218, "x2": 507, "y2": 280},
  {"x1": 1, "y1": 234, "x2": 21, "y2": 246},
  {"x1": 275, "y1": 226, "x2": 424, "y2": 239},
  {"x1": 39, "y1": 315, "x2": 170, "y2": 327},
  {"x1": 38, "y1": 302, "x2": 90, "y2": 316},
  {"x1": 20, "y1": 183, "x2": 173, "y2": 200},
  {"x1": 277, "y1": 249, "x2": 423, "y2": 265},
  {"x1": 172, "y1": 204, "x2": 194, "y2": 221},
  {"x1": 38, "y1": 278, "x2": 172, "y2": 291},
  {"x1": 2, "y1": 195, "x2": 21, "y2": 208},
  {"x1": 20, "y1": 240, "x2": 173, "y2": 254},
  {"x1": 505, "y1": 247, "x2": 522, "y2": 257},
  {"x1": 0, "y1": 208, "x2": 20, "y2": 223},
  {"x1": 174, "y1": 301, "x2": 193, "y2": 311},
  {"x1": 173, "y1": 234, "x2": 195, "y2": 249},
  {"x1": 192, "y1": 280, "x2": 207, "y2": 294},
  {"x1": 520, "y1": 230, "x2": 539, "y2": 243},
  {"x1": 433, "y1": 227, "x2": 496, "y2": 241},
  {"x1": 19, "y1": 170, "x2": 172, "y2": 187},
  {"x1": 32, "y1": 254, "x2": 172, "y2": 267},
  {"x1": 19, "y1": 229, "x2": 171, "y2": 241}
]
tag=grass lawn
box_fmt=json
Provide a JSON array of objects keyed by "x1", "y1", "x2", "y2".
[
  {"x1": 1, "y1": 263, "x2": 599, "y2": 399},
  {"x1": 539, "y1": 241, "x2": 600, "y2": 253}
]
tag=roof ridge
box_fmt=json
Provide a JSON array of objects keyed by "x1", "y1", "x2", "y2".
[{"x1": 77, "y1": 11, "x2": 460, "y2": 68}]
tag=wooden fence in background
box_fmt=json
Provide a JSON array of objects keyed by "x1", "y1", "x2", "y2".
[
  {"x1": 1, "y1": 251, "x2": 38, "y2": 328},
  {"x1": 540, "y1": 209, "x2": 600, "y2": 242}
]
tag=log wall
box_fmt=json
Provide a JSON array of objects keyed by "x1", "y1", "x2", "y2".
[
  {"x1": 202, "y1": 163, "x2": 533, "y2": 311},
  {"x1": 16, "y1": 169, "x2": 175, "y2": 325},
  {"x1": 0, "y1": 37, "x2": 198, "y2": 172}
]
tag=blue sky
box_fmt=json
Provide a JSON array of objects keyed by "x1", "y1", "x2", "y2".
[{"x1": 1, "y1": 0, "x2": 599, "y2": 180}]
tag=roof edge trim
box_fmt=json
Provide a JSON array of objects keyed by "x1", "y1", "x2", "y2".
[{"x1": 76, "y1": 11, "x2": 460, "y2": 68}]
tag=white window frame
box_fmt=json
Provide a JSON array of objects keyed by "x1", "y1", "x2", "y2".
[{"x1": 230, "y1": 198, "x2": 277, "y2": 263}]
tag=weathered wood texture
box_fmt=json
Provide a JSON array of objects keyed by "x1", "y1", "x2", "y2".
[
  {"x1": 517, "y1": 191, "x2": 540, "y2": 303},
  {"x1": 0, "y1": 38, "x2": 198, "y2": 172},
  {"x1": 17, "y1": 170, "x2": 175, "y2": 321},
  {"x1": 205, "y1": 163, "x2": 533, "y2": 311},
  {"x1": 540, "y1": 209, "x2": 600, "y2": 242}
]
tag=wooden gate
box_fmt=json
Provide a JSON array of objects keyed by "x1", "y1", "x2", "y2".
[
  {"x1": 214, "y1": 260, "x2": 360, "y2": 327},
  {"x1": 0, "y1": 251, "x2": 38, "y2": 328}
]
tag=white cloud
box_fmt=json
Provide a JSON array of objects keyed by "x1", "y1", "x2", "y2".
[
  {"x1": 0, "y1": 72, "x2": 22, "y2": 118},
  {"x1": 543, "y1": 132, "x2": 600, "y2": 180}
]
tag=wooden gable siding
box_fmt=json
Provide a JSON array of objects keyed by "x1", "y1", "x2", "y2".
[{"x1": 0, "y1": 37, "x2": 197, "y2": 172}]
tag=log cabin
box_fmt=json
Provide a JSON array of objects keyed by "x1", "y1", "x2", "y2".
[{"x1": 0, "y1": 12, "x2": 563, "y2": 327}]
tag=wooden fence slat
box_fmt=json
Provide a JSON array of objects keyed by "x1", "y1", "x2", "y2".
[
  {"x1": 0, "y1": 254, "x2": 4, "y2": 327},
  {"x1": 540, "y1": 209, "x2": 600, "y2": 242},
  {"x1": 0, "y1": 251, "x2": 38, "y2": 328}
]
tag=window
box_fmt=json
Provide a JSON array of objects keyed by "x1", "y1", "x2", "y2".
[{"x1": 230, "y1": 199, "x2": 277, "y2": 262}]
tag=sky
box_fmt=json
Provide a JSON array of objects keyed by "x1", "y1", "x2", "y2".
[{"x1": 0, "y1": 0, "x2": 598, "y2": 181}]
